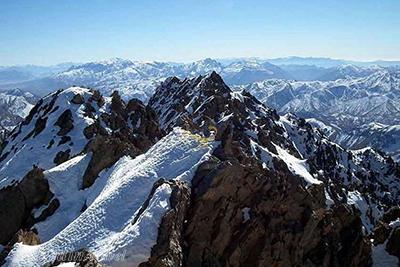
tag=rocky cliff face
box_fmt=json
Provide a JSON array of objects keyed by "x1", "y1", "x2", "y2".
[
  {"x1": 1, "y1": 73, "x2": 400, "y2": 266},
  {"x1": 147, "y1": 72, "x2": 400, "y2": 266}
]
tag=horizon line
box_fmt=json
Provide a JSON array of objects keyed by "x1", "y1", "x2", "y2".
[{"x1": 3, "y1": 55, "x2": 400, "y2": 68}]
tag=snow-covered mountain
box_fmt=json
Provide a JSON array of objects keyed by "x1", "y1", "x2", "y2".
[
  {"x1": 307, "y1": 119, "x2": 400, "y2": 162},
  {"x1": 241, "y1": 69, "x2": 400, "y2": 160},
  {"x1": 0, "y1": 89, "x2": 38, "y2": 132},
  {"x1": 54, "y1": 58, "x2": 292, "y2": 100},
  {"x1": 2, "y1": 58, "x2": 292, "y2": 101},
  {"x1": 317, "y1": 64, "x2": 385, "y2": 81},
  {"x1": 1, "y1": 73, "x2": 400, "y2": 266},
  {"x1": 0, "y1": 63, "x2": 75, "y2": 85}
]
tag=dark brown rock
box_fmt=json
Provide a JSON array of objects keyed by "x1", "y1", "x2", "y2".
[
  {"x1": 0, "y1": 229, "x2": 41, "y2": 264},
  {"x1": 0, "y1": 185, "x2": 26, "y2": 245},
  {"x1": 8, "y1": 229, "x2": 40, "y2": 246},
  {"x1": 54, "y1": 109, "x2": 74, "y2": 136},
  {"x1": 139, "y1": 180, "x2": 191, "y2": 267},
  {"x1": 53, "y1": 149, "x2": 71, "y2": 165},
  {"x1": 89, "y1": 89, "x2": 105, "y2": 107},
  {"x1": 0, "y1": 167, "x2": 50, "y2": 245},
  {"x1": 71, "y1": 94, "x2": 85, "y2": 104},
  {"x1": 386, "y1": 227, "x2": 400, "y2": 258},
  {"x1": 183, "y1": 147, "x2": 371, "y2": 267},
  {"x1": 373, "y1": 221, "x2": 391, "y2": 245},
  {"x1": 33, "y1": 117, "x2": 48, "y2": 137},
  {"x1": 382, "y1": 206, "x2": 400, "y2": 223},
  {"x1": 147, "y1": 73, "x2": 373, "y2": 267},
  {"x1": 82, "y1": 136, "x2": 139, "y2": 189},
  {"x1": 34, "y1": 198, "x2": 60, "y2": 223}
]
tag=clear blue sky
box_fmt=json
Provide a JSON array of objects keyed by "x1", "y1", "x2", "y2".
[{"x1": 1, "y1": 0, "x2": 399, "y2": 65}]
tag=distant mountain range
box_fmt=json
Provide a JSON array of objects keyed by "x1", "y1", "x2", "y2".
[
  {"x1": 0, "y1": 89, "x2": 38, "y2": 134},
  {"x1": 1, "y1": 73, "x2": 400, "y2": 266},
  {"x1": 240, "y1": 69, "x2": 400, "y2": 161},
  {"x1": 1, "y1": 57, "x2": 400, "y2": 162},
  {"x1": 2, "y1": 57, "x2": 399, "y2": 98}
]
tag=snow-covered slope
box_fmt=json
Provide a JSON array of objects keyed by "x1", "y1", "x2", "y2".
[
  {"x1": 149, "y1": 72, "x2": 400, "y2": 266},
  {"x1": 53, "y1": 58, "x2": 291, "y2": 101},
  {"x1": 5, "y1": 128, "x2": 214, "y2": 266},
  {"x1": 241, "y1": 69, "x2": 400, "y2": 160},
  {"x1": 5, "y1": 58, "x2": 291, "y2": 102},
  {"x1": 0, "y1": 89, "x2": 38, "y2": 131},
  {"x1": 150, "y1": 73, "x2": 400, "y2": 220},
  {"x1": 1, "y1": 72, "x2": 400, "y2": 266},
  {"x1": 0, "y1": 87, "x2": 107, "y2": 184},
  {"x1": 317, "y1": 64, "x2": 385, "y2": 81}
]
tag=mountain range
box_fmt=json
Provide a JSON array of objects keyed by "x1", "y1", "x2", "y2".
[
  {"x1": 2, "y1": 57, "x2": 399, "y2": 99},
  {"x1": 241, "y1": 69, "x2": 400, "y2": 161},
  {"x1": 1, "y1": 72, "x2": 400, "y2": 266},
  {"x1": 1, "y1": 57, "x2": 399, "y2": 163}
]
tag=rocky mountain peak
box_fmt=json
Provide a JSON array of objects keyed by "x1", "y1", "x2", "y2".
[{"x1": 1, "y1": 73, "x2": 400, "y2": 266}]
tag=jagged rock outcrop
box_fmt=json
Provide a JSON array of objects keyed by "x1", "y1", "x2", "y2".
[
  {"x1": 184, "y1": 143, "x2": 371, "y2": 267},
  {"x1": 0, "y1": 87, "x2": 164, "y2": 261},
  {"x1": 0, "y1": 230, "x2": 41, "y2": 264},
  {"x1": 147, "y1": 72, "x2": 400, "y2": 266},
  {"x1": 1, "y1": 73, "x2": 399, "y2": 266},
  {"x1": 0, "y1": 167, "x2": 50, "y2": 245},
  {"x1": 0, "y1": 87, "x2": 163, "y2": 185},
  {"x1": 139, "y1": 180, "x2": 191, "y2": 267},
  {"x1": 81, "y1": 90, "x2": 163, "y2": 188}
]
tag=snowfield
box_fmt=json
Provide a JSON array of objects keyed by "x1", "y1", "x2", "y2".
[
  {"x1": 5, "y1": 128, "x2": 216, "y2": 266},
  {"x1": 0, "y1": 87, "x2": 108, "y2": 187}
]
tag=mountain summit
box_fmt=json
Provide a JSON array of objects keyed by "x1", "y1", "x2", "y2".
[{"x1": 0, "y1": 73, "x2": 399, "y2": 266}]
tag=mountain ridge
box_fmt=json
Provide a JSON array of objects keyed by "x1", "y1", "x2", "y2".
[{"x1": 0, "y1": 72, "x2": 399, "y2": 266}]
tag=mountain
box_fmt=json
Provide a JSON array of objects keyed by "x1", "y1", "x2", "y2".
[
  {"x1": 1, "y1": 73, "x2": 400, "y2": 266},
  {"x1": 0, "y1": 89, "x2": 38, "y2": 132},
  {"x1": 278, "y1": 64, "x2": 328, "y2": 80},
  {"x1": 0, "y1": 63, "x2": 76, "y2": 85},
  {"x1": 279, "y1": 64, "x2": 385, "y2": 81},
  {"x1": 241, "y1": 69, "x2": 400, "y2": 160},
  {"x1": 1, "y1": 58, "x2": 290, "y2": 101},
  {"x1": 316, "y1": 64, "x2": 385, "y2": 81},
  {"x1": 267, "y1": 56, "x2": 400, "y2": 68},
  {"x1": 220, "y1": 60, "x2": 292, "y2": 84},
  {"x1": 0, "y1": 70, "x2": 33, "y2": 84},
  {"x1": 307, "y1": 119, "x2": 400, "y2": 162}
]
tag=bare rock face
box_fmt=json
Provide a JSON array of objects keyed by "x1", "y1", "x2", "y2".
[
  {"x1": 82, "y1": 135, "x2": 140, "y2": 188},
  {"x1": 53, "y1": 149, "x2": 71, "y2": 165},
  {"x1": 0, "y1": 167, "x2": 50, "y2": 245},
  {"x1": 81, "y1": 91, "x2": 163, "y2": 189},
  {"x1": 386, "y1": 227, "x2": 400, "y2": 258},
  {"x1": 372, "y1": 221, "x2": 392, "y2": 245},
  {"x1": 54, "y1": 109, "x2": 74, "y2": 136},
  {"x1": 139, "y1": 180, "x2": 191, "y2": 267},
  {"x1": 8, "y1": 229, "x2": 40, "y2": 246},
  {"x1": 148, "y1": 73, "x2": 374, "y2": 266},
  {"x1": 0, "y1": 229, "x2": 40, "y2": 264},
  {"x1": 184, "y1": 154, "x2": 371, "y2": 267},
  {"x1": 71, "y1": 93, "x2": 85, "y2": 104}
]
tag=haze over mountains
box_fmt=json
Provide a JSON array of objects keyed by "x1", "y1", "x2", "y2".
[
  {"x1": 2, "y1": 56, "x2": 400, "y2": 96},
  {"x1": 0, "y1": 56, "x2": 399, "y2": 162}
]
